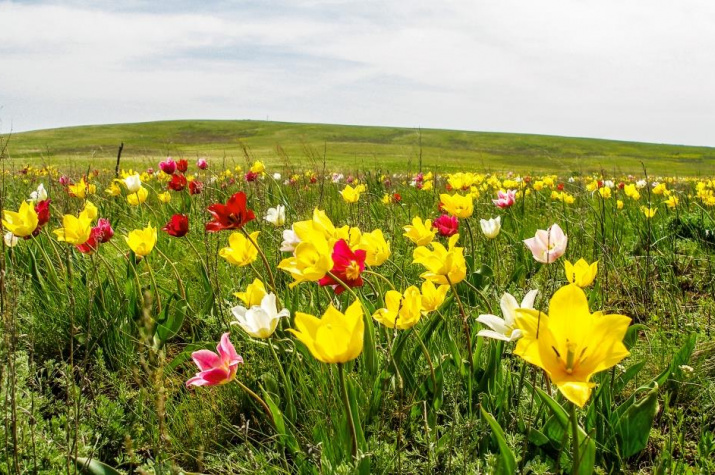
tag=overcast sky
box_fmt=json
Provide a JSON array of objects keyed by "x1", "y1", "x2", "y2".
[{"x1": 1, "y1": 0, "x2": 714, "y2": 146}]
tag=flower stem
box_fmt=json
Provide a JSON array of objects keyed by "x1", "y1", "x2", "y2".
[
  {"x1": 338, "y1": 363, "x2": 359, "y2": 459},
  {"x1": 241, "y1": 227, "x2": 277, "y2": 294},
  {"x1": 570, "y1": 402, "x2": 580, "y2": 475},
  {"x1": 235, "y1": 379, "x2": 274, "y2": 426}
]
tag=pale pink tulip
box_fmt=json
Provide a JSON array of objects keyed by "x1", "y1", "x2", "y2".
[
  {"x1": 523, "y1": 224, "x2": 568, "y2": 264},
  {"x1": 493, "y1": 189, "x2": 516, "y2": 208},
  {"x1": 197, "y1": 158, "x2": 208, "y2": 170},
  {"x1": 186, "y1": 333, "x2": 243, "y2": 387}
]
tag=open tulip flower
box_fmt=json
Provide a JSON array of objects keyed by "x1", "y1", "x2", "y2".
[
  {"x1": 514, "y1": 284, "x2": 631, "y2": 407},
  {"x1": 357, "y1": 229, "x2": 391, "y2": 266},
  {"x1": 159, "y1": 157, "x2": 176, "y2": 174},
  {"x1": 219, "y1": 231, "x2": 260, "y2": 267},
  {"x1": 340, "y1": 184, "x2": 362, "y2": 203},
  {"x1": 122, "y1": 173, "x2": 142, "y2": 193},
  {"x1": 564, "y1": 258, "x2": 598, "y2": 287},
  {"x1": 476, "y1": 290, "x2": 538, "y2": 342},
  {"x1": 54, "y1": 210, "x2": 93, "y2": 246},
  {"x1": 126, "y1": 224, "x2": 158, "y2": 257},
  {"x1": 433, "y1": 214, "x2": 459, "y2": 237},
  {"x1": 278, "y1": 240, "x2": 334, "y2": 288},
  {"x1": 373, "y1": 286, "x2": 423, "y2": 330},
  {"x1": 403, "y1": 216, "x2": 437, "y2": 246},
  {"x1": 127, "y1": 186, "x2": 149, "y2": 206},
  {"x1": 289, "y1": 300, "x2": 364, "y2": 364},
  {"x1": 439, "y1": 193, "x2": 474, "y2": 218},
  {"x1": 231, "y1": 293, "x2": 289, "y2": 339},
  {"x1": 318, "y1": 239, "x2": 366, "y2": 294},
  {"x1": 186, "y1": 333, "x2": 243, "y2": 387},
  {"x1": 264, "y1": 205, "x2": 286, "y2": 226},
  {"x1": 168, "y1": 173, "x2": 187, "y2": 191},
  {"x1": 206, "y1": 191, "x2": 256, "y2": 232},
  {"x1": 2, "y1": 201, "x2": 40, "y2": 238},
  {"x1": 34, "y1": 199, "x2": 51, "y2": 228},
  {"x1": 413, "y1": 234, "x2": 467, "y2": 285},
  {"x1": 523, "y1": 223, "x2": 568, "y2": 264},
  {"x1": 420, "y1": 280, "x2": 449, "y2": 313},
  {"x1": 480, "y1": 216, "x2": 501, "y2": 239}
]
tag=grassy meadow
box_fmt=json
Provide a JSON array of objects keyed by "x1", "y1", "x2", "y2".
[
  {"x1": 5, "y1": 120, "x2": 715, "y2": 175},
  {"x1": 0, "y1": 124, "x2": 715, "y2": 474}
]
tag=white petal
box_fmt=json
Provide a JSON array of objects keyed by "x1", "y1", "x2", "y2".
[
  {"x1": 499, "y1": 293, "x2": 519, "y2": 324},
  {"x1": 476, "y1": 314, "x2": 510, "y2": 335},
  {"x1": 477, "y1": 329, "x2": 513, "y2": 342},
  {"x1": 520, "y1": 290, "x2": 539, "y2": 310}
]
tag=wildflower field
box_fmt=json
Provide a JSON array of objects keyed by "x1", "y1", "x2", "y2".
[{"x1": 1, "y1": 126, "x2": 715, "y2": 474}]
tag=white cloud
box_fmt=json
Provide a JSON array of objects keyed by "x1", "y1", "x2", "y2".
[{"x1": 0, "y1": 0, "x2": 714, "y2": 145}]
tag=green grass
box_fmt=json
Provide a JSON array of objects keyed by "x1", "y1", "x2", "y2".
[{"x1": 5, "y1": 119, "x2": 715, "y2": 175}]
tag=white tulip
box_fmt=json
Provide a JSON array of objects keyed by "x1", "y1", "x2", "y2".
[
  {"x1": 280, "y1": 227, "x2": 301, "y2": 252},
  {"x1": 29, "y1": 183, "x2": 48, "y2": 202},
  {"x1": 265, "y1": 205, "x2": 286, "y2": 226},
  {"x1": 476, "y1": 290, "x2": 538, "y2": 342},
  {"x1": 272, "y1": 172, "x2": 282, "y2": 180},
  {"x1": 4, "y1": 232, "x2": 19, "y2": 248},
  {"x1": 231, "y1": 293, "x2": 289, "y2": 339},
  {"x1": 123, "y1": 174, "x2": 142, "y2": 193},
  {"x1": 479, "y1": 216, "x2": 501, "y2": 239},
  {"x1": 636, "y1": 179, "x2": 647, "y2": 189}
]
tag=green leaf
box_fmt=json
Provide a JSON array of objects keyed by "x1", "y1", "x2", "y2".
[
  {"x1": 615, "y1": 382, "x2": 660, "y2": 458},
  {"x1": 74, "y1": 457, "x2": 122, "y2": 475},
  {"x1": 481, "y1": 406, "x2": 517, "y2": 475}
]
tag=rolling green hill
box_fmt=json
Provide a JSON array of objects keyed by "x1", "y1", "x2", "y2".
[{"x1": 3, "y1": 120, "x2": 714, "y2": 175}]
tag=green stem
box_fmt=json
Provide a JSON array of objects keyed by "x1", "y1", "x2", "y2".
[
  {"x1": 269, "y1": 338, "x2": 295, "y2": 420},
  {"x1": 241, "y1": 227, "x2": 277, "y2": 294},
  {"x1": 235, "y1": 379, "x2": 274, "y2": 426},
  {"x1": 570, "y1": 402, "x2": 580, "y2": 475},
  {"x1": 338, "y1": 363, "x2": 359, "y2": 459}
]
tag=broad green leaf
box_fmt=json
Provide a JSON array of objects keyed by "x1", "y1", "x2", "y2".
[{"x1": 481, "y1": 406, "x2": 517, "y2": 475}]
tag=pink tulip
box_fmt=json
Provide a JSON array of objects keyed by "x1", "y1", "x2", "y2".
[
  {"x1": 159, "y1": 157, "x2": 177, "y2": 175},
  {"x1": 493, "y1": 189, "x2": 516, "y2": 208},
  {"x1": 186, "y1": 333, "x2": 243, "y2": 387},
  {"x1": 59, "y1": 175, "x2": 70, "y2": 186},
  {"x1": 197, "y1": 158, "x2": 208, "y2": 170},
  {"x1": 523, "y1": 224, "x2": 568, "y2": 264}
]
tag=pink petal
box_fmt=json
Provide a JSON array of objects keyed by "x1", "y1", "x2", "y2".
[
  {"x1": 217, "y1": 333, "x2": 241, "y2": 365},
  {"x1": 191, "y1": 350, "x2": 221, "y2": 371},
  {"x1": 198, "y1": 368, "x2": 232, "y2": 385}
]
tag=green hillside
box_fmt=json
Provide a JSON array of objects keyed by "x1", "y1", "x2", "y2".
[{"x1": 3, "y1": 119, "x2": 714, "y2": 175}]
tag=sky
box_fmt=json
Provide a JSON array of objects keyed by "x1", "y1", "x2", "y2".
[{"x1": 0, "y1": 0, "x2": 714, "y2": 146}]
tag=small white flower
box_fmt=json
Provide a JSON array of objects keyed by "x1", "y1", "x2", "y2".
[
  {"x1": 605, "y1": 180, "x2": 615, "y2": 188},
  {"x1": 476, "y1": 290, "x2": 538, "y2": 341},
  {"x1": 265, "y1": 205, "x2": 286, "y2": 227},
  {"x1": 280, "y1": 227, "x2": 301, "y2": 252},
  {"x1": 568, "y1": 177, "x2": 576, "y2": 183},
  {"x1": 4, "y1": 232, "x2": 19, "y2": 248},
  {"x1": 29, "y1": 183, "x2": 48, "y2": 202},
  {"x1": 272, "y1": 172, "x2": 282, "y2": 180},
  {"x1": 331, "y1": 173, "x2": 344, "y2": 183},
  {"x1": 231, "y1": 293, "x2": 289, "y2": 339},
  {"x1": 636, "y1": 179, "x2": 647, "y2": 189},
  {"x1": 479, "y1": 216, "x2": 501, "y2": 239},
  {"x1": 123, "y1": 174, "x2": 142, "y2": 193}
]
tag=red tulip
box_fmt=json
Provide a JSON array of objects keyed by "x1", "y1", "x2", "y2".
[
  {"x1": 189, "y1": 180, "x2": 203, "y2": 195},
  {"x1": 168, "y1": 174, "x2": 187, "y2": 191},
  {"x1": 197, "y1": 158, "x2": 208, "y2": 170},
  {"x1": 244, "y1": 171, "x2": 258, "y2": 182},
  {"x1": 160, "y1": 158, "x2": 177, "y2": 175},
  {"x1": 205, "y1": 192, "x2": 255, "y2": 232},
  {"x1": 176, "y1": 159, "x2": 189, "y2": 173},
  {"x1": 433, "y1": 214, "x2": 459, "y2": 237},
  {"x1": 163, "y1": 214, "x2": 189, "y2": 237},
  {"x1": 94, "y1": 218, "x2": 114, "y2": 243},
  {"x1": 392, "y1": 193, "x2": 402, "y2": 203},
  {"x1": 35, "y1": 199, "x2": 51, "y2": 227},
  {"x1": 318, "y1": 239, "x2": 366, "y2": 294}
]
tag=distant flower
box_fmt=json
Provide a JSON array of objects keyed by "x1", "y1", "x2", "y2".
[
  {"x1": 433, "y1": 214, "x2": 459, "y2": 237},
  {"x1": 231, "y1": 293, "x2": 289, "y2": 339},
  {"x1": 250, "y1": 161, "x2": 265, "y2": 174},
  {"x1": 245, "y1": 171, "x2": 258, "y2": 182},
  {"x1": 189, "y1": 180, "x2": 203, "y2": 195},
  {"x1": 234, "y1": 278, "x2": 267, "y2": 307},
  {"x1": 123, "y1": 174, "x2": 142, "y2": 193},
  {"x1": 265, "y1": 205, "x2": 286, "y2": 226},
  {"x1": 340, "y1": 185, "x2": 361, "y2": 204},
  {"x1": 35, "y1": 199, "x2": 51, "y2": 228},
  {"x1": 280, "y1": 226, "x2": 301, "y2": 253},
  {"x1": 176, "y1": 159, "x2": 189, "y2": 173},
  {"x1": 157, "y1": 191, "x2": 171, "y2": 203},
  {"x1": 186, "y1": 333, "x2": 243, "y2": 387},
  {"x1": 160, "y1": 158, "x2": 177, "y2": 174},
  {"x1": 272, "y1": 172, "x2": 282, "y2": 180},
  {"x1": 4, "y1": 231, "x2": 19, "y2": 248},
  {"x1": 564, "y1": 259, "x2": 598, "y2": 287},
  {"x1": 29, "y1": 183, "x2": 48, "y2": 202},
  {"x1": 127, "y1": 187, "x2": 149, "y2": 206},
  {"x1": 440, "y1": 193, "x2": 473, "y2": 218},
  {"x1": 403, "y1": 217, "x2": 436, "y2": 246},
  {"x1": 105, "y1": 183, "x2": 121, "y2": 196},
  {"x1": 641, "y1": 206, "x2": 657, "y2": 218},
  {"x1": 219, "y1": 231, "x2": 260, "y2": 267},
  {"x1": 59, "y1": 175, "x2": 70, "y2": 186},
  {"x1": 523, "y1": 224, "x2": 567, "y2": 264},
  {"x1": 168, "y1": 174, "x2": 187, "y2": 191},
  {"x1": 480, "y1": 216, "x2": 501, "y2": 239},
  {"x1": 163, "y1": 214, "x2": 189, "y2": 237},
  {"x1": 493, "y1": 189, "x2": 516, "y2": 208},
  {"x1": 196, "y1": 158, "x2": 208, "y2": 170}
]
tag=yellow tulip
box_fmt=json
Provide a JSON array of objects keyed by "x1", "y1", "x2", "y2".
[
  {"x1": 250, "y1": 160, "x2": 265, "y2": 174},
  {"x1": 157, "y1": 191, "x2": 171, "y2": 203},
  {"x1": 278, "y1": 241, "x2": 334, "y2": 288},
  {"x1": 127, "y1": 186, "x2": 149, "y2": 206},
  {"x1": 514, "y1": 284, "x2": 631, "y2": 407},
  {"x1": 289, "y1": 300, "x2": 363, "y2": 364},
  {"x1": 105, "y1": 183, "x2": 121, "y2": 196},
  {"x1": 439, "y1": 193, "x2": 473, "y2": 218},
  {"x1": 83, "y1": 200, "x2": 98, "y2": 221},
  {"x1": 420, "y1": 280, "x2": 449, "y2": 313},
  {"x1": 357, "y1": 229, "x2": 391, "y2": 266},
  {"x1": 373, "y1": 286, "x2": 422, "y2": 330},
  {"x1": 421, "y1": 180, "x2": 433, "y2": 191},
  {"x1": 340, "y1": 185, "x2": 361, "y2": 204},
  {"x1": 413, "y1": 234, "x2": 467, "y2": 285},
  {"x1": 219, "y1": 231, "x2": 260, "y2": 267},
  {"x1": 564, "y1": 259, "x2": 598, "y2": 287},
  {"x1": 53, "y1": 210, "x2": 93, "y2": 245},
  {"x1": 2, "y1": 201, "x2": 39, "y2": 238},
  {"x1": 403, "y1": 217, "x2": 436, "y2": 247},
  {"x1": 616, "y1": 200, "x2": 624, "y2": 210},
  {"x1": 234, "y1": 278, "x2": 267, "y2": 307},
  {"x1": 125, "y1": 224, "x2": 158, "y2": 257},
  {"x1": 665, "y1": 196, "x2": 679, "y2": 209},
  {"x1": 641, "y1": 206, "x2": 657, "y2": 218},
  {"x1": 68, "y1": 178, "x2": 91, "y2": 199}
]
